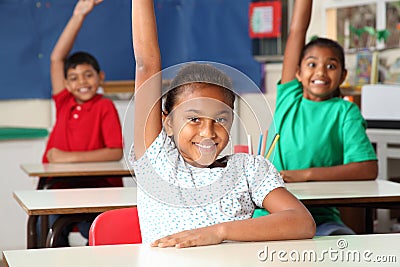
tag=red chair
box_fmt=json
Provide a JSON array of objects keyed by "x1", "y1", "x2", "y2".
[{"x1": 88, "y1": 207, "x2": 142, "y2": 246}]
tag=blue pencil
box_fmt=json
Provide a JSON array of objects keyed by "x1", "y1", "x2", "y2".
[{"x1": 257, "y1": 133, "x2": 263, "y2": 155}]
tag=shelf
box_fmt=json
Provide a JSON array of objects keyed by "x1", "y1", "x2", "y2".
[{"x1": 102, "y1": 80, "x2": 134, "y2": 94}]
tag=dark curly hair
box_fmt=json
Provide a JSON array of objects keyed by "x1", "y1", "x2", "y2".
[
  {"x1": 164, "y1": 63, "x2": 235, "y2": 114},
  {"x1": 64, "y1": 51, "x2": 101, "y2": 78},
  {"x1": 300, "y1": 37, "x2": 346, "y2": 97}
]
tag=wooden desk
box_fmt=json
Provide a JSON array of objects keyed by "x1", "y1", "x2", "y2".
[
  {"x1": 287, "y1": 180, "x2": 400, "y2": 234},
  {"x1": 14, "y1": 181, "x2": 400, "y2": 248},
  {"x1": 20, "y1": 161, "x2": 132, "y2": 178},
  {"x1": 287, "y1": 180, "x2": 400, "y2": 206},
  {"x1": 19, "y1": 161, "x2": 134, "y2": 248},
  {"x1": 13, "y1": 187, "x2": 137, "y2": 216},
  {"x1": 3, "y1": 234, "x2": 400, "y2": 267},
  {"x1": 14, "y1": 187, "x2": 137, "y2": 249}
]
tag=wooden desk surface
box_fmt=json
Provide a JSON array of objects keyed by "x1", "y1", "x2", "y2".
[
  {"x1": 366, "y1": 128, "x2": 400, "y2": 139},
  {"x1": 13, "y1": 180, "x2": 400, "y2": 216},
  {"x1": 13, "y1": 187, "x2": 137, "y2": 215},
  {"x1": 3, "y1": 234, "x2": 400, "y2": 267},
  {"x1": 20, "y1": 161, "x2": 132, "y2": 177},
  {"x1": 286, "y1": 180, "x2": 400, "y2": 206}
]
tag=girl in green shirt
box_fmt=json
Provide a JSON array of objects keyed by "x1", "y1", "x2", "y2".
[{"x1": 254, "y1": 0, "x2": 378, "y2": 236}]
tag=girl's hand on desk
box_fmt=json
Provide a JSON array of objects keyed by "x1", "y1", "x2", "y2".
[
  {"x1": 151, "y1": 225, "x2": 223, "y2": 248},
  {"x1": 280, "y1": 170, "x2": 310, "y2": 183}
]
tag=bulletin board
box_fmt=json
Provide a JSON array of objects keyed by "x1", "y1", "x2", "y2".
[
  {"x1": 0, "y1": 0, "x2": 261, "y2": 100},
  {"x1": 249, "y1": 1, "x2": 282, "y2": 38}
]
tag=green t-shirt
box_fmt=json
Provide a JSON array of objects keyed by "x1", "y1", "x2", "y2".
[{"x1": 260, "y1": 79, "x2": 377, "y2": 225}]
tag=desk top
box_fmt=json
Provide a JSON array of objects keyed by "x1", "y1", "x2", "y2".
[
  {"x1": 13, "y1": 187, "x2": 137, "y2": 215},
  {"x1": 366, "y1": 128, "x2": 400, "y2": 143},
  {"x1": 13, "y1": 180, "x2": 400, "y2": 216},
  {"x1": 286, "y1": 180, "x2": 400, "y2": 206},
  {"x1": 20, "y1": 161, "x2": 132, "y2": 177},
  {"x1": 3, "y1": 234, "x2": 400, "y2": 267}
]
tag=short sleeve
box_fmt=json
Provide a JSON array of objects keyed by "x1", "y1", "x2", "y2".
[
  {"x1": 342, "y1": 104, "x2": 377, "y2": 163},
  {"x1": 52, "y1": 89, "x2": 71, "y2": 116},
  {"x1": 276, "y1": 79, "x2": 303, "y2": 109},
  {"x1": 130, "y1": 129, "x2": 171, "y2": 164},
  {"x1": 101, "y1": 99, "x2": 123, "y2": 149},
  {"x1": 246, "y1": 155, "x2": 285, "y2": 208}
]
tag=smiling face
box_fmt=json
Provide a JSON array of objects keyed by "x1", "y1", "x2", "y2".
[
  {"x1": 296, "y1": 46, "x2": 347, "y2": 101},
  {"x1": 65, "y1": 63, "x2": 104, "y2": 104},
  {"x1": 163, "y1": 84, "x2": 234, "y2": 168}
]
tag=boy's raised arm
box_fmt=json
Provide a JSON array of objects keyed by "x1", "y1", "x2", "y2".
[
  {"x1": 132, "y1": 0, "x2": 162, "y2": 158},
  {"x1": 281, "y1": 0, "x2": 312, "y2": 84},
  {"x1": 50, "y1": 0, "x2": 102, "y2": 96}
]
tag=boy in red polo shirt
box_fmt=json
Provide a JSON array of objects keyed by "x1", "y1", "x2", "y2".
[{"x1": 40, "y1": 0, "x2": 123, "y2": 246}]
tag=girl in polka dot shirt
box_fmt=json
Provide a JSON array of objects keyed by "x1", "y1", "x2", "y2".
[{"x1": 130, "y1": 0, "x2": 315, "y2": 248}]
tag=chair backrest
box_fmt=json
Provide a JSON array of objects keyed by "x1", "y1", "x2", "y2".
[{"x1": 89, "y1": 207, "x2": 142, "y2": 246}]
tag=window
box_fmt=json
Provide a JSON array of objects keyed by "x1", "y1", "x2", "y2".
[
  {"x1": 251, "y1": 0, "x2": 291, "y2": 62},
  {"x1": 386, "y1": 2, "x2": 400, "y2": 48},
  {"x1": 325, "y1": 0, "x2": 400, "y2": 50}
]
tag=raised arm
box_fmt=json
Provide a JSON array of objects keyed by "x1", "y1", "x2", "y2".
[
  {"x1": 132, "y1": 0, "x2": 162, "y2": 158},
  {"x1": 50, "y1": 0, "x2": 102, "y2": 95},
  {"x1": 281, "y1": 0, "x2": 313, "y2": 84}
]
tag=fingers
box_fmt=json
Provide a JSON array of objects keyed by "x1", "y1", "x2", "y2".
[
  {"x1": 150, "y1": 227, "x2": 222, "y2": 248},
  {"x1": 78, "y1": 0, "x2": 103, "y2": 7},
  {"x1": 151, "y1": 234, "x2": 197, "y2": 248},
  {"x1": 83, "y1": 0, "x2": 103, "y2": 4},
  {"x1": 151, "y1": 237, "x2": 184, "y2": 248}
]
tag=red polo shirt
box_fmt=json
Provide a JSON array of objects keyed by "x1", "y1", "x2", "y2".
[{"x1": 42, "y1": 89, "x2": 123, "y2": 188}]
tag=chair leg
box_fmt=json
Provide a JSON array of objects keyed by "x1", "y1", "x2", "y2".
[{"x1": 46, "y1": 213, "x2": 98, "y2": 248}]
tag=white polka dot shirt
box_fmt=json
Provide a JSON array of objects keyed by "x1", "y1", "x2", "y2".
[{"x1": 130, "y1": 130, "x2": 284, "y2": 243}]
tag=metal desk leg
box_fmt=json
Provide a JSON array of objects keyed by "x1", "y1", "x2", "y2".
[
  {"x1": 27, "y1": 215, "x2": 38, "y2": 249},
  {"x1": 40, "y1": 215, "x2": 49, "y2": 248},
  {"x1": 365, "y1": 207, "x2": 374, "y2": 234}
]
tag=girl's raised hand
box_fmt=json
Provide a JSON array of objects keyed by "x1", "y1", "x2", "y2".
[
  {"x1": 73, "y1": 0, "x2": 103, "y2": 17},
  {"x1": 151, "y1": 226, "x2": 224, "y2": 248}
]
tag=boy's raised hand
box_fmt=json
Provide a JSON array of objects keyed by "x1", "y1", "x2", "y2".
[{"x1": 73, "y1": 0, "x2": 103, "y2": 17}]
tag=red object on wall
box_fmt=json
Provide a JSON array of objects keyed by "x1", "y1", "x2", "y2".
[
  {"x1": 249, "y1": 1, "x2": 282, "y2": 38},
  {"x1": 234, "y1": 145, "x2": 249, "y2": 154}
]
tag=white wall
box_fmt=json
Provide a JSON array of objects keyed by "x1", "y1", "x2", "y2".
[{"x1": 0, "y1": 138, "x2": 45, "y2": 251}]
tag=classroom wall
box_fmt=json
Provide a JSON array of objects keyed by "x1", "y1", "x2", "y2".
[
  {"x1": 0, "y1": 100, "x2": 52, "y2": 128},
  {"x1": 0, "y1": 138, "x2": 44, "y2": 251}
]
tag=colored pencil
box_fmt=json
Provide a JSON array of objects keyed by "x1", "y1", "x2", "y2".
[
  {"x1": 247, "y1": 134, "x2": 252, "y2": 155},
  {"x1": 257, "y1": 133, "x2": 263, "y2": 155},
  {"x1": 260, "y1": 129, "x2": 268, "y2": 157},
  {"x1": 265, "y1": 133, "x2": 280, "y2": 159}
]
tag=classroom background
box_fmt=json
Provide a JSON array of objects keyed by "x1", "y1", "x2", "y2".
[{"x1": 1, "y1": 0, "x2": 400, "y2": 255}]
